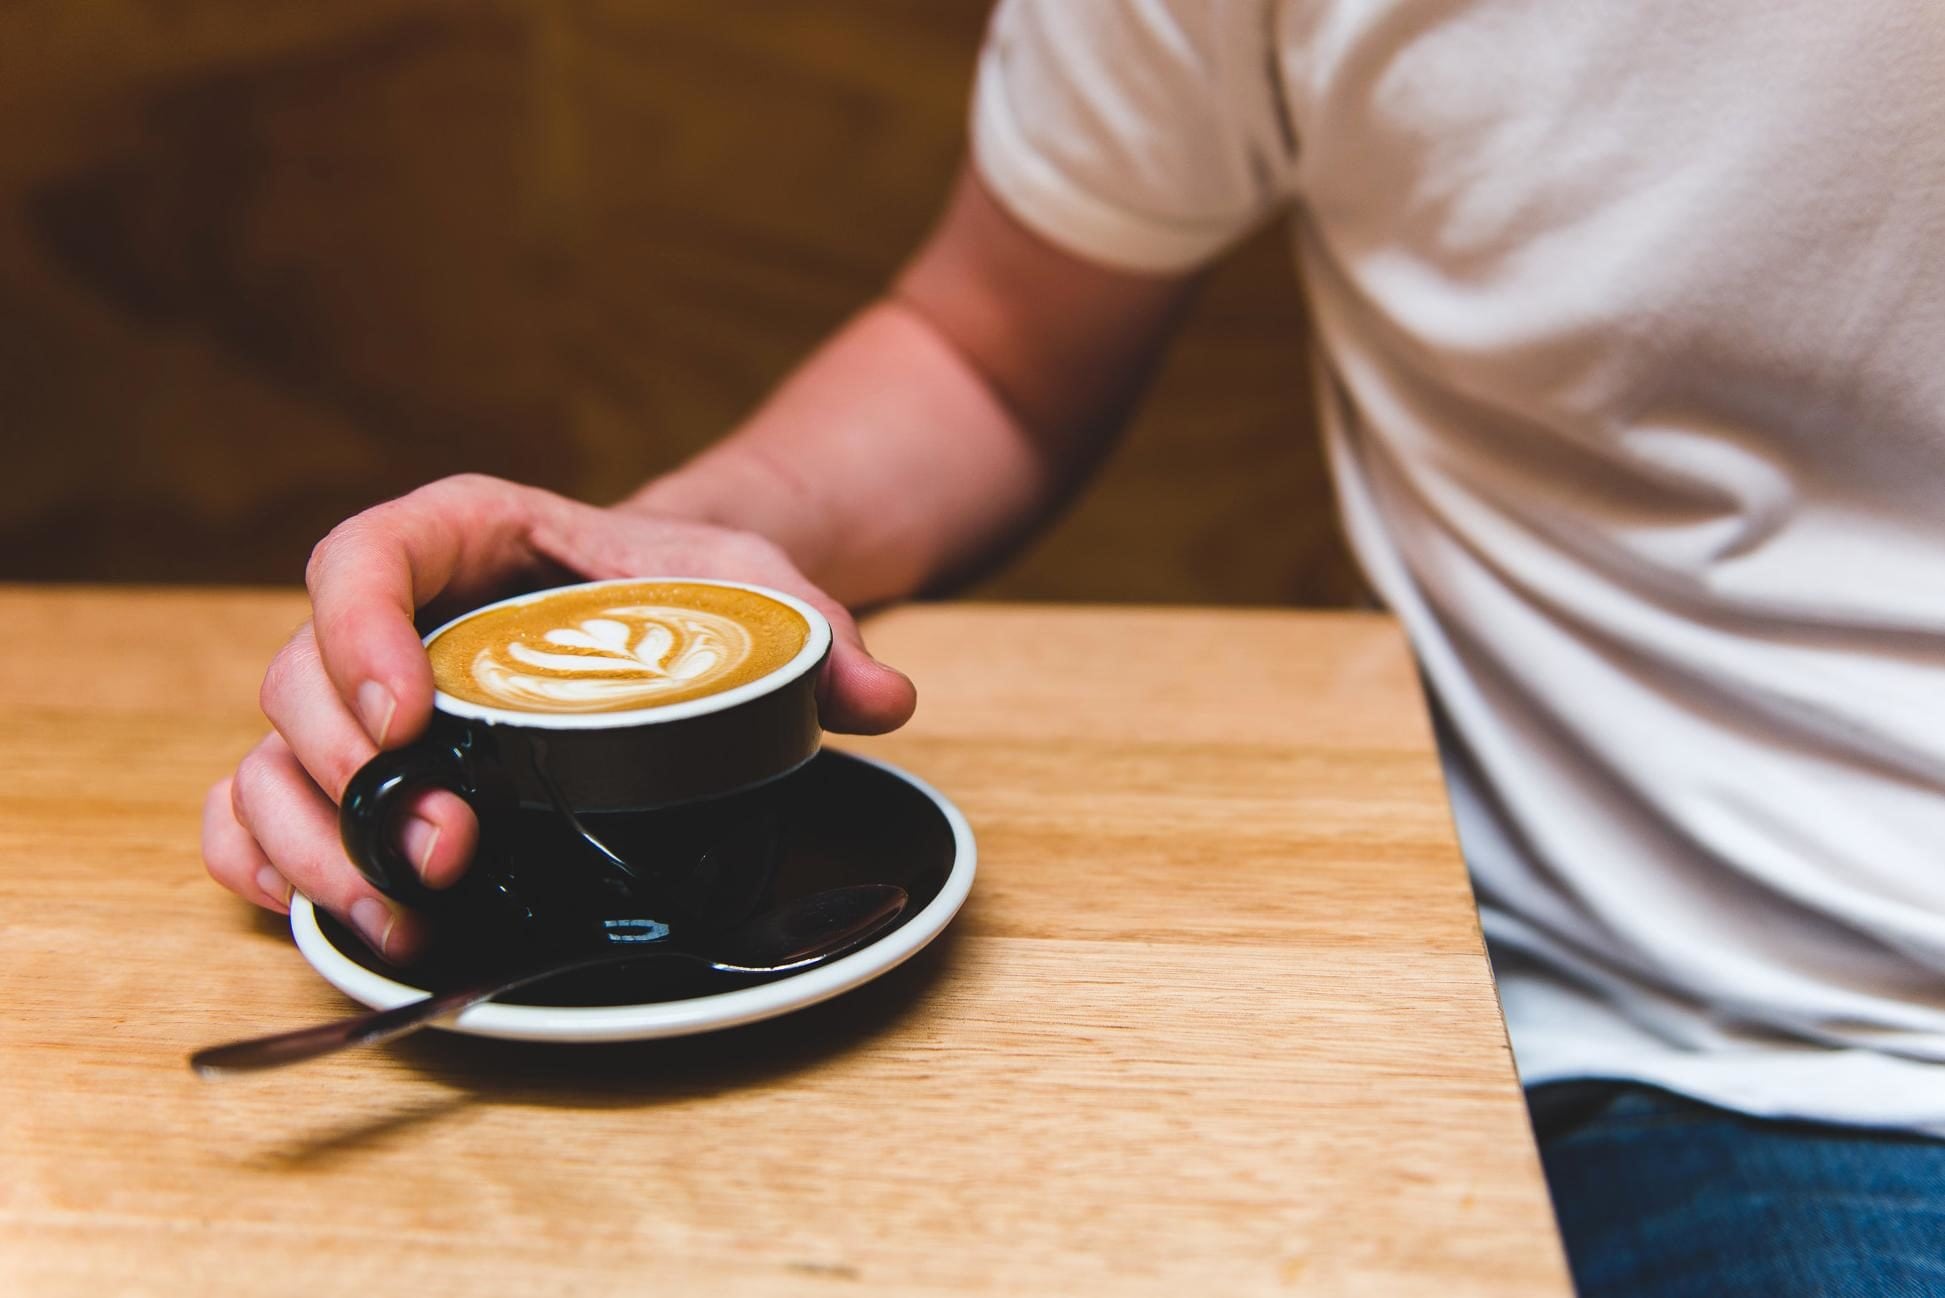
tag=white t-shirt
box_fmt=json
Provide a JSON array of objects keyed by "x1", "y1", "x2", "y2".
[{"x1": 973, "y1": 0, "x2": 1945, "y2": 1133}]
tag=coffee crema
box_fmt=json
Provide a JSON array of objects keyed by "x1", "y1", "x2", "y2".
[{"x1": 427, "y1": 582, "x2": 811, "y2": 714}]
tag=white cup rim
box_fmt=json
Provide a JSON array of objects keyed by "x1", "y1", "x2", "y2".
[{"x1": 421, "y1": 577, "x2": 833, "y2": 731}]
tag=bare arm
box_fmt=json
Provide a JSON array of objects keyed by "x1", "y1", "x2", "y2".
[
  {"x1": 629, "y1": 165, "x2": 1196, "y2": 605},
  {"x1": 203, "y1": 163, "x2": 1195, "y2": 958}
]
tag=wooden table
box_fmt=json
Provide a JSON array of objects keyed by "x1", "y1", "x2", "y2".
[{"x1": 0, "y1": 587, "x2": 1571, "y2": 1296}]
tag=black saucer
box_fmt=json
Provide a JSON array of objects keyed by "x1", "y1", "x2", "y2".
[{"x1": 311, "y1": 749, "x2": 962, "y2": 1010}]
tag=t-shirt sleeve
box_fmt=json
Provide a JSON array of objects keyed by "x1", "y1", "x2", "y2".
[{"x1": 971, "y1": 0, "x2": 1296, "y2": 275}]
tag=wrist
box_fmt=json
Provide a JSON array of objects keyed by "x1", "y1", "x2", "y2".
[{"x1": 618, "y1": 445, "x2": 839, "y2": 583}]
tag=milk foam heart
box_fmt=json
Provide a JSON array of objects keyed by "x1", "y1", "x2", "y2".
[{"x1": 427, "y1": 582, "x2": 811, "y2": 715}]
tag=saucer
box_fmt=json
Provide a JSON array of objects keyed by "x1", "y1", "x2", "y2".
[{"x1": 290, "y1": 750, "x2": 975, "y2": 1043}]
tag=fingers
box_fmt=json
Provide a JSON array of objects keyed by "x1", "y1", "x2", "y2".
[
  {"x1": 306, "y1": 474, "x2": 542, "y2": 752},
  {"x1": 225, "y1": 734, "x2": 427, "y2": 962},
  {"x1": 261, "y1": 622, "x2": 479, "y2": 889},
  {"x1": 219, "y1": 474, "x2": 923, "y2": 967},
  {"x1": 303, "y1": 475, "x2": 921, "y2": 743},
  {"x1": 203, "y1": 776, "x2": 291, "y2": 914},
  {"x1": 305, "y1": 515, "x2": 439, "y2": 752},
  {"x1": 260, "y1": 622, "x2": 380, "y2": 802}
]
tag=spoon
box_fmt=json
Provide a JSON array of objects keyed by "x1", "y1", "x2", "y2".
[{"x1": 190, "y1": 883, "x2": 909, "y2": 1078}]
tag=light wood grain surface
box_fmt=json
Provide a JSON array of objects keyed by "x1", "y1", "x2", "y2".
[{"x1": 0, "y1": 586, "x2": 1569, "y2": 1296}]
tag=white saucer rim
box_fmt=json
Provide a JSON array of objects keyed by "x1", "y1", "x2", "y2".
[{"x1": 288, "y1": 750, "x2": 975, "y2": 1043}]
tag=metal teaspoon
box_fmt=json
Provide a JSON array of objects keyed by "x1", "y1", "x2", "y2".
[{"x1": 190, "y1": 883, "x2": 909, "y2": 1078}]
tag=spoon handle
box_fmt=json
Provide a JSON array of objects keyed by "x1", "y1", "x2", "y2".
[
  {"x1": 189, "y1": 945, "x2": 667, "y2": 1077},
  {"x1": 191, "y1": 884, "x2": 909, "y2": 1078}
]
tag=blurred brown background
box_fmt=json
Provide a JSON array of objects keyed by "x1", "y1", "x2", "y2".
[{"x1": 0, "y1": 1, "x2": 1357, "y2": 605}]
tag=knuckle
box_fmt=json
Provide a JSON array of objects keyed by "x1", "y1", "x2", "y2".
[
  {"x1": 202, "y1": 837, "x2": 242, "y2": 889},
  {"x1": 202, "y1": 776, "x2": 235, "y2": 823},
  {"x1": 302, "y1": 535, "x2": 332, "y2": 590},
  {"x1": 306, "y1": 512, "x2": 359, "y2": 573},
  {"x1": 308, "y1": 599, "x2": 359, "y2": 657},
  {"x1": 200, "y1": 780, "x2": 244, "y2": 887},
  {"x1": 316, "y1": 746, "x2": 360, "y2": 805},
  {"x1": 422, "y1": 472, "x2": 513, "y2": 513},
  {"x1": 307, "y1": 473, "x2": 522, "y2": 592},
  {"x1": 723, "y1": 529, "x2": 784, "y2": 569},
  {"x1": 305, "y1": 516, "x2": 367, "y2": 591},
  {"x1": 229, "y1": 748, "x2": 271, "y2": 825},
  {"x1": 202, "y1": 850, "x2": 232, "y2": 889},
  {"x1": 257, "y1": 645, "x2": 302, "y2": 720}
]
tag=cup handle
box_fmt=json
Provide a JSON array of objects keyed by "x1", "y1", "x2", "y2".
[{"x1": 339, "y1": 740, "x2": 476, "y2": 908}]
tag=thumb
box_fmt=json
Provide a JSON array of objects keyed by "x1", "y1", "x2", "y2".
[{"x1": 816, "y1": 607, "x2": 917, "y2": 735}]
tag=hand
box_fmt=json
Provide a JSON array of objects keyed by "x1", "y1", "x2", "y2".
[{"x1": 201, "y1": 474, "x2": 917, "y2": 962}]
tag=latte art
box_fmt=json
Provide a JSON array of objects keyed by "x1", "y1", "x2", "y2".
[
  {"x1": 428, "y1": 582, "x2": 812, "y2": 715},
  {"x1": 472, "y1": 605, "x2": 756, "y2": 711}
]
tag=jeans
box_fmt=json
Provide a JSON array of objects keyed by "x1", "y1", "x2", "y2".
[{"x1": 1529, "y1": 1081, "x2": 1945, "y2": 1297}]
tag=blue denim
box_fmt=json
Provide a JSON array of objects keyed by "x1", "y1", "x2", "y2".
[{"x1": 1529, "y1": 1081, "x2": 1945, "y2": 1297}]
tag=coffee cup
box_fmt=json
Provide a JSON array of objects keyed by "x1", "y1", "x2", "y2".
[{"x1": 338, "y1": 578, "x2": 832, "y2": 954}]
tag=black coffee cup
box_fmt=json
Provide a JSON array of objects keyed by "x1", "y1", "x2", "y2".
[{"x1": 338, "y1": 578, "x2": 832, "y2": 954}]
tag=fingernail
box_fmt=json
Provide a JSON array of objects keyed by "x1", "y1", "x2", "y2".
[
  {"x1": 350, "y1": 897, "x2": 398, "y2": 958},
  {"x1": 400, "y1": 817, "x2": 442, "y2": 879},
  {"x1": 356, "y1": 680, "x2": 397, "y2": 748},
  {"x1": 255, "y1": 866, "x2": 292, "y2": 910}
]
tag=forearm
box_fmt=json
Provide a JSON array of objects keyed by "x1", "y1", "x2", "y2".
[
  {"x1": 625, "y1": 295, "x2": 1053, "y2": 608},
  {"x1": 624, "y1": 167, "x2": 1195, "y2": 608}
]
